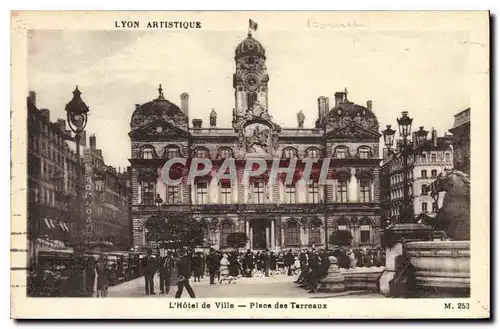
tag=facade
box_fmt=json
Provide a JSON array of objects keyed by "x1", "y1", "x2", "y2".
[
  {"x1": 449, "y1": 108, "x2": 470, "y2": 176},
  {"x1": 380, "y1": 129, "x2": 454, "y2": 225},
  {"x1": 27, "y1": 91, "x2": 82, "y2": 263},
  {"x1": 129, "y1": 32, "x2": 382, "y2": 251}
]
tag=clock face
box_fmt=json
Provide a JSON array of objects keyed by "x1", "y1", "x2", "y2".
[
  {"x1": 243, "y1": 74, "x2": 260, "y2": 92},
  {"x1": 156, "y1": 126, "x2": 163, "y2": 133}
]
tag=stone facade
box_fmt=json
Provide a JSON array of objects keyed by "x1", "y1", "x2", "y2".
[
  {"x1": 129, "y1": 33, "x2": 382, "y2": 251},
  {"x1": 449, "y1": 108, "x2": 470, "y2": 177}
]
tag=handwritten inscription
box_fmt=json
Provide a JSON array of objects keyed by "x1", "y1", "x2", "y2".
[{"x1": 308, "y1": 18, "x2": 364, "y2": 29}]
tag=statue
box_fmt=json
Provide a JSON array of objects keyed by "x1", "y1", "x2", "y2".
[
  {"x1": 209, "y1": 109, "x2": 217, "y2": 128},
  {"x1": 297, "y1": 110, "x2": 305, "y2": 128},
  {"x1": 428, "y1": 169, "x2": 470, "y2": 240}
]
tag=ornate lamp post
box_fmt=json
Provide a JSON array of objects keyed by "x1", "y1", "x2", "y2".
[{"x1": 65, "y1": 86, "x2": 89, "y2": 253}]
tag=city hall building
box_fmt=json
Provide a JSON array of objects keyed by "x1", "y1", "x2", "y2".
[{"x1": 129, "y1": 32, "x2": 382, "y2": 251}]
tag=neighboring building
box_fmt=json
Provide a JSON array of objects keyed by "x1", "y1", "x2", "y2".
[
  {"x1": 380, "y1": 129, "x2": 454, "y2": 225},
  {"x1": 129, "y1": 31, "x2": 382, "y2": 251},
  {"x1": 27, "y1": 90, "x2": 131, "y2": 264},
  {"x1": 66, "y1": 133, "x2": 131, "y2": 251},
  {"x1": 27, "y1": 91, "x2": 79, "y2": 264},
  {"x1": 449, "y1": 108, "x2": 470, "y2": 176}
]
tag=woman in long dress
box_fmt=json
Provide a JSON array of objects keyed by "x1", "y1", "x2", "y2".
[{"x1": 219, "y1": 254, "x2": 230, "y2": 284}]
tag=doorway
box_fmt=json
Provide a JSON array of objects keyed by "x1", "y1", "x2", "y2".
[{"x1": 252, "y1": 221, "x2": 267, "y2": 250}]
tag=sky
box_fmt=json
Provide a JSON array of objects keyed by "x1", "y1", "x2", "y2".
[{"x1": 27, "y1": 29, "x2": 471, "y2": 169}]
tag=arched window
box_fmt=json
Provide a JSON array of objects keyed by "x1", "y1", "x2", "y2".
[
  {"x1": 286, "y1": 221, "x2": 300, "y2": 246},
  {"x1": 309, "y1": 219, "x2": 322, "y2": 245},
  {"x1": 282, "y1": 147, "x2": 298, "y2": 159},
  {"x1": 357, "y1": 146, "x2": 371, "y2": 159},
  {"x1": 194, "y1": 147, "x2": 209, "y2": 159},
  {"x1": 141, "y1": 145, "x2": 155, "y2": 159},
  {"x1": 431, "y1": 169, "x2": 438, "y2": 178},
  {"x1": 306, "y1": 148, "x2": 320, "y2": 158},
  {"x1": 337, "y1": 217, "x2": 349, "y2": 231},
  {"x1": 360, "y1": 218, "x2": 372, "y2": 244},
  {"x1": 164, "y1": 145, "x2": 180, "y2": 159},
  {"x1": 218, "y1": 147, "x2": 233, "y2": 159},
  {"x1": 421, "y1": 170, "x2": 427, "y2": 178},
  {"x1": 334, "y1": 146, "x2": 348, "y2": 159},
  {"x1": 221, "y1": 221, "x2": 233, "y2": 247}
]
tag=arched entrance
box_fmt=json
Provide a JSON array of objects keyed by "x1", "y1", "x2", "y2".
[{"x1": 248, "y1": 218, "x2": 275, "y2": 250}]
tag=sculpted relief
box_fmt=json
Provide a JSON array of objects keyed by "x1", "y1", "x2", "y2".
[{"x1": 238, "y1": 123, "x2": 272, "y2": 156}]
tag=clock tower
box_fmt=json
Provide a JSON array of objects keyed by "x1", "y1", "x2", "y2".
[{"x1": 233, "y1": 32, "x2": 269, "y2": 120}]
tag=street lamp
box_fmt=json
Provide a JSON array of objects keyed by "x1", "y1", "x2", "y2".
[
  {"x1": 382, "y1": 111, "x2": 429, "y2": 225},
  {"x1": 65, "y1": 86, "x2": 89, "y2": 253}
]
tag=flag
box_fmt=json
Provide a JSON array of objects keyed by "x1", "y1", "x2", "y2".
[{"x1": 249, "y1": 19, "x2": 258, "y2": 32}]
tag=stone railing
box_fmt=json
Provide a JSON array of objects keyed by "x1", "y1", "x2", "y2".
[{"x1": 404, "y1": 240, "x2": 470, "y2": 297}]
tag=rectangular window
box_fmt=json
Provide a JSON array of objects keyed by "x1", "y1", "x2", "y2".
[
  {"x1": 143, "y1": 148, "x2": 153, "y2": 159},
  {"x1": 337, "y1": 181, "x2": 348, "y2": 203},
  {"x1": 142, "y1": 181, "x2": 155, "y2": 205},
  {"x1": 196, "y1": 149, "x2": 207, "y2": 158},
  {"x1": 431, "y1": 170, "x2": 438, "y2": 178},
  {"x1": 308, "y1": 149, "x2": 319, "y2": 158},
  {"x1": 308, "y1": 182, "x2": 320, "y2": 203},
  {"x1": 166, "y1": 185, "x2": 179, "y2": 204},
  {"x1": 420, "y1": 154, "x2": 427, "y2": 162},
  {"x1": 253, "y1": 181, "x2": 265, "y2": 204},
  {"x1": 360, "y1": 227, "x2": 370, "y2": 244},
  {"x1": 220, "y1": 149, "x2": 231, "y2": 159},
  {"x1": 285, "y1": 184, "x2": 296, "y2": 203},
  {"x1": 445, "y1": 153, "x2": 451, "y2": 162},
  {"x1": 360, "y1": 180, "x2": 371, "y2": 202},
  {"x1": 220, "y1": 182, "x2": 232, "y2": 204},
  {"x1": 431, "y1": 153, "x2": 437, "y2": 162},
  {"x1": 422, "y1": 202, "x2": 428, "y2": 213},
  {"x1": 196, "y1": 182, "x2": 208, "y2": 204},
  {"x1": 421, "y1": 170, "x2": 427, "y2": 178}
]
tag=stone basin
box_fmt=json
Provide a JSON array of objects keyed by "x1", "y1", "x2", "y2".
[{"x1": 404, "y1": 240, "x2": 470, "y2": 297}]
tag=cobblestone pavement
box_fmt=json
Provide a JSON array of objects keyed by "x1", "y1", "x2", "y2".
[{"x1": 107, "y1": 274, "x2": 383, "y2": 298}]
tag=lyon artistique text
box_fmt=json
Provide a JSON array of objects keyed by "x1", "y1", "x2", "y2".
[{"x1": 114, "y1": 20, "x2": 202, "y2": 29}]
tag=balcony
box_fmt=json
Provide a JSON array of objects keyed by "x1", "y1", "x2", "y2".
[{"x1": 132, "y1": 202, "x2": 380, "y2": 215}]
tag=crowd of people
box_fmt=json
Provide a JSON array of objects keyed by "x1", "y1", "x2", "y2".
[{"x1": 139, "y1": 246, "x2": 386, "y2": 298}]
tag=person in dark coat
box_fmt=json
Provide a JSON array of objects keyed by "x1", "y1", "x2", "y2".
[
  {"x1": 206, "y1": 248, "x2": 219, "y2": 285},
  {"x1": 159, "y1": 251, "x2": 174, "y2": 294},
  {"x1": 243, "y1": 250, "x2": 255, "y2": 277},
  {"x1": 192, "y1": 252, "x2": 203, "y2": 282},
  {"x1": 269, "y1": 251, "x2": 277, "y2": 272},
  {"x1": 175, "y1": 249, "x2": 196, "y2": 298},
  {"x1": 143, "y1": 250, "x2": 157, "y2": 295},
  {"x1": 228, "y1": 251, "x2": 240, "y2": 278},
  {"x1": 284, "y1": 249, "x2": 295, "y2": 276}
]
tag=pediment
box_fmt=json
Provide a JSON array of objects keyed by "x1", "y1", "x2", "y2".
[
  {"x1": 129, "y1": 119, "x2": 190, "y2": 139},
  {"x1": 326, "y1": 122, "x2": 381, "y2": 139}
]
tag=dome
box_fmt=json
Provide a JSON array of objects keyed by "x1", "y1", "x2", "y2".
[
  {"x1": 130, "y1": 85, "x2": 188, "y2": 129},
  {"x1": 325, "y1": 100, "x2": 379, "y2": 131},
  {"x1": 235, "y1": 34, "x2": 266, "y2": 59}
]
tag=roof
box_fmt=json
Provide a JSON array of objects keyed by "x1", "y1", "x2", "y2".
[{"x1": 235, "y1": 34, "x2": 266, "y2": 59}]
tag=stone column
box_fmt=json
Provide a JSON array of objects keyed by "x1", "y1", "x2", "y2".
[
  {"x1": 271, "y1": 219, "x2": 275, "y2": 249},
  {"x1": 281, "y1": 225, "x2": 285, "y2": 246},
  {"x1": 348, "y1": 168, "x2": 357, "y2": 202},
  {"x1": 245, "y1": 220, "x2": 250, "y2": 250},
  {"x1": 379, "y1": 223, "x2": 433, "y2": 296},
  {"x1": 249, "y1": 225, "x2": 253, "y2": 250},
  {"x1": 265, "y1": 226, "x2": 270, "y2": 250}
]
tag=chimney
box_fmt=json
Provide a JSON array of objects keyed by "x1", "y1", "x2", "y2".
[
  {"x1": 181, "y1": 93, "x2": 189, "y2": 116},
  {"x1": 80, "y1": 130, "x2": 87, "y2": 147},
  {"x1": 432, "y1": 128, "x2": 438, "y2": 147},
  {"x1": 324, "y1": 97, "x2": 330, "y2": 117},
  {"x1": 40, "y1": 109, "x2": 50, "y2": 121},
  {"x1": 192, "y1": 119, "x2": 202, "y2": 131},
  {"x1": 367, "y1": 100, "x2": 372, "y2": 110},
  {"x1": 89, "y1": 134, "x2": 96, "y2": 149},
  {"x1": 29, "y1": 91, "x2": 36, "y2": 106},
  {"x1": 56, "y1": 119, "x2": 66, "y2": 132},
  {"x1": 317, "y1": 96, "x2": 326, "y2": 123},
  {"x1": 412, "y1": 132, "x2": 417, "y2": 149},
  {"x1": 334, "y1": 92, "x2": 345, "y2": 107}
]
